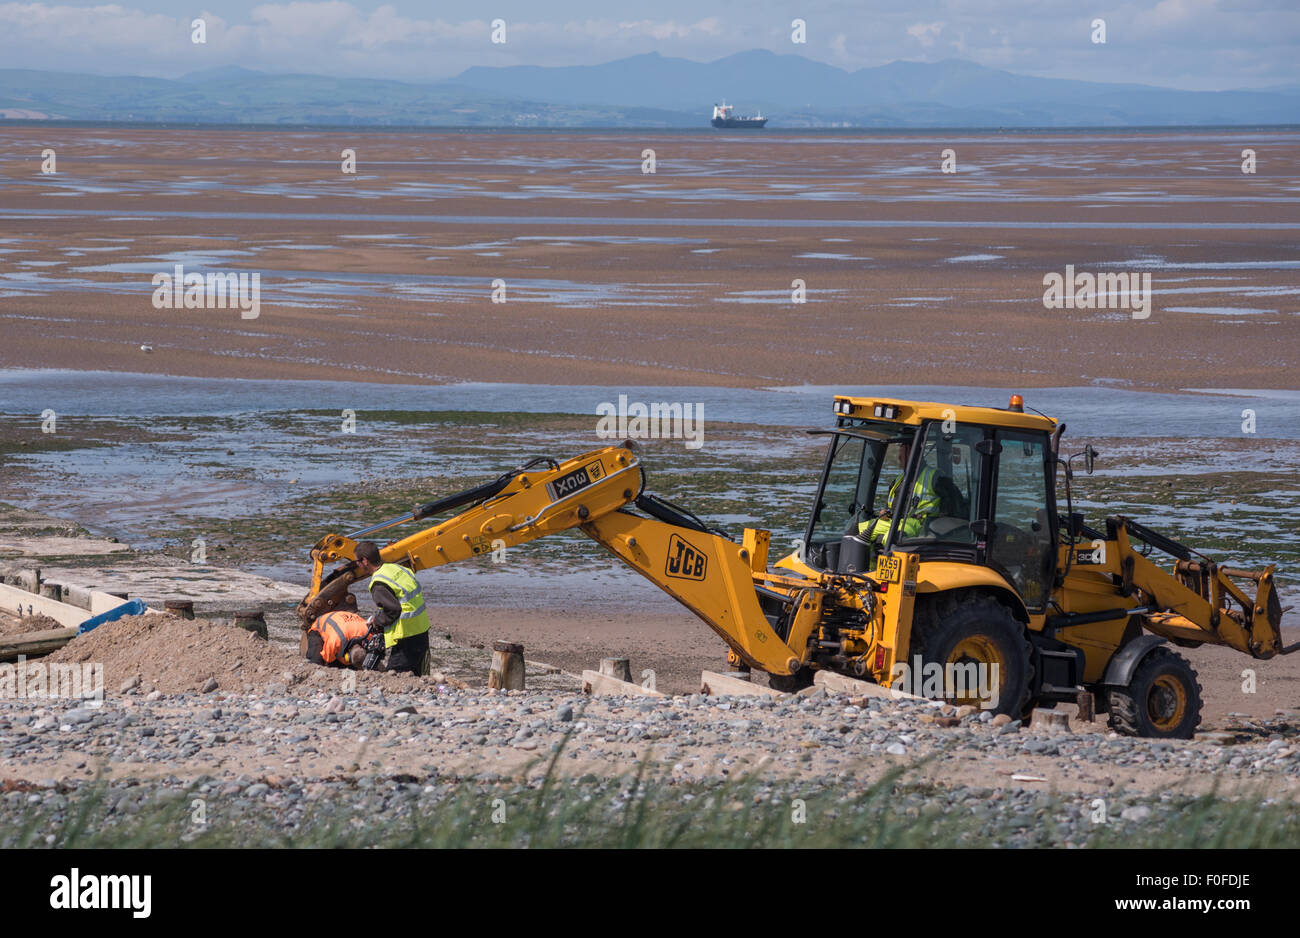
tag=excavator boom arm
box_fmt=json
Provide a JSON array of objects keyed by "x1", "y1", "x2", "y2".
[
  {"x1": 296, "y1": 444, "x2": 809, "y2": 674},
  {"x1": 581, "y1": 510, "x2": 803, "y2": 674}
]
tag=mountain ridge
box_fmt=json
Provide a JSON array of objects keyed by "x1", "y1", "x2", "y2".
[{"x1": 1, "y1": 51, "x2": 1295, "y2": 127}]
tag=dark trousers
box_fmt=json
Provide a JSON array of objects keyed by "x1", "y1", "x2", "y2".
[{"x1": 385, "y1": 629, "x2": 429, "y2": 675}]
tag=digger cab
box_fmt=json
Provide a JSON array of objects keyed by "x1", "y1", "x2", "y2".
[{"x1": 803, "y1": 395, "x2": 1060, "y2": 611}]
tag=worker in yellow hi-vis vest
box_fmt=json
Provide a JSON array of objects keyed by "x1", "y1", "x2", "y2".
[
  {"x1": 859, "y1": 443, "x2": 942, "y2": 543},
  {"x1": 353, "y1": 540, "x2": 431, "y2": 675}
]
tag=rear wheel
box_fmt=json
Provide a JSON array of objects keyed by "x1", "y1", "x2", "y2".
[
  {"x1": 1107, "y1": 647, "x2": 1202, "y2": 739},
  {"x1": 909, "y1": 592, "x2": 1033, "y2": 718}
]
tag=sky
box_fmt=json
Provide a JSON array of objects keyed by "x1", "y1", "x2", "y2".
[{"x1": 0, "y1": 0, "x2": 1296, "y2": 91}]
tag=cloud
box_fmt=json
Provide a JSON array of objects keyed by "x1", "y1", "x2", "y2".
[
  {"x1": 0, "y1": 4, "x2": 745, "y2": 77},
  {"x1": 906, "y1": 21, "x2": 945, "y2": 47},
  {"x1": 1145, "y1": 0, "x2": 1220, "y2": 28},
  {"x1": 614, "y1": 18, "x2": 724, "y2": 41},
  {"x1": 0, "y1": 2, "x2": 186, "y2": 59},
  {"x1": 0, "y1": 1, "x2": 1294, "y2": 89}
]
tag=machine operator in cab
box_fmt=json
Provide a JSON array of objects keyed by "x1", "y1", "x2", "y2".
[{"x1": 858, "y1": 441, "x2": 942, "y2": 544}]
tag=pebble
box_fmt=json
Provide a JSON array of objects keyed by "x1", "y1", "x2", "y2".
[{"x1": 0, "y1": 667, "x2": 1292, "y2": 845}]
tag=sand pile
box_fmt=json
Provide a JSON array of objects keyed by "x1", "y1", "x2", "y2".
[
  {"x1": 0, "y1": 613, "x2": 63, "y2": 637},
  {"x1": 46, "y1": 613, "x2": 299, "y2": 694},
  {"x1": 45, "y1": 613, "x2": 460, "y2": 695}
]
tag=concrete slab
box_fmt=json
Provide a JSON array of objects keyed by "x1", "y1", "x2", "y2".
[
  {"x1": 581, "y1": 670, "x2": 665, "y2": 697},
  {"x1": 0, "y1": 536, "x2": 131, "y2": 558},
  {"x1": 700, "y1": 670, "x2": 786, "y2": 697},
  {"x1": 814, "y1": 669, "x2": 927, "y2": 702},
  {"x1": 0, "y1": 582, "x2": 89, "y2": 629},
  {"x1": 36, "y1": 564, "x2": 302, "y2": 607}
]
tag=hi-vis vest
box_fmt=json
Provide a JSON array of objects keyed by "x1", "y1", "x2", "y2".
[
  {"x1": 367, "y1": 562, "x2": 431, "y2": 648},
  {"x1": 859, "y1": 466, "x2": 941, "y2": 541},
  {"x1": 310, "y1": 611, "x2": 370, "y2": 665}
]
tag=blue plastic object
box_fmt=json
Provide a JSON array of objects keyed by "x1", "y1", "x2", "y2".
[{"x1": 77, "y1": 598, "x2": 148, "y2": 635}]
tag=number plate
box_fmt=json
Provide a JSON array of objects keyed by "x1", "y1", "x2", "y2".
[{"x1": 876, "y1": 554, "x2": 902, "y2": 583}]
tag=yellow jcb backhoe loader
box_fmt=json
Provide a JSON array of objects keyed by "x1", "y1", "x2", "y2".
[{"x1": 297, "y1": 393, "x2": 1291, "y2": 739}]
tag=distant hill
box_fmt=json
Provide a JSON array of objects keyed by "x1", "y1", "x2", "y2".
[
  {"x1": 454, "y1": 50, "x2": 1300, "y2": 126},
  {"x1": 0, "y1": 67, "x2": 687, "y2": 126},
  {"x1": 176, "y1": 66, "x2": 266, "y2": 83},
  {"x1": 1, "y1": 51, "x2": 1296, "y2": 127}
]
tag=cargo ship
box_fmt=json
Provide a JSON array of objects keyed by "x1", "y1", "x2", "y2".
[{"x1": 711, "y1": 101, "x2": 767, "y2": 129}]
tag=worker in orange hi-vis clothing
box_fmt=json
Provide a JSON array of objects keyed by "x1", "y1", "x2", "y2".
[{"x1": 305, "y1": 610, "x2": 372, "y2": 669}]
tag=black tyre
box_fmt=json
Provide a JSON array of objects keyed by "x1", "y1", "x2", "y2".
[
  {"x1": 1107, "y1": 647, "x2": 1202, "y2": 739},
  {"x1": 768, "y1": 666, "x2": 815, "y2": 693},
  {"x1": 909, "y1": 592, "x2": 1033, "y2": 718}
]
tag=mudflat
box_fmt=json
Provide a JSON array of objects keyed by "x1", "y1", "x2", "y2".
[{"x1": 1, "y1": 127, "x2": 1295, "y2": 389}]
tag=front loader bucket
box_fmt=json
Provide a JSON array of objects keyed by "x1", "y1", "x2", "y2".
[
  {"x1": 1164, "y1": 558, "x2": 1288, "y2": 658},
  {"x1": 1109, "y1": 517, "x2": 1288, "y2": 659}
]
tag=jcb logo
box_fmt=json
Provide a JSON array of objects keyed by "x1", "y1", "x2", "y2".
[{"x1": 666, "y1": 534, "x2": 707, "y2": 581}]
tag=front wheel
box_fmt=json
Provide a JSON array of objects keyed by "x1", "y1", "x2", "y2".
[{"x1": 1107, "y1": 647, "x2": 1202, "y2": 739}]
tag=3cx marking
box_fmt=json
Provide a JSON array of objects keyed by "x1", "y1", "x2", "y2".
[
  {"x1": 666, "y1": 533, "x2": 707, "y2": 581},
  {"x1": 546, "y1": 460, "x2": 603, "y2": 501}
]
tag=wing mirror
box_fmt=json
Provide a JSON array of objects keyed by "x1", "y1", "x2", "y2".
[{"x1": 1068, "y1": 444, "x2": 1098, "y2": 477}]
